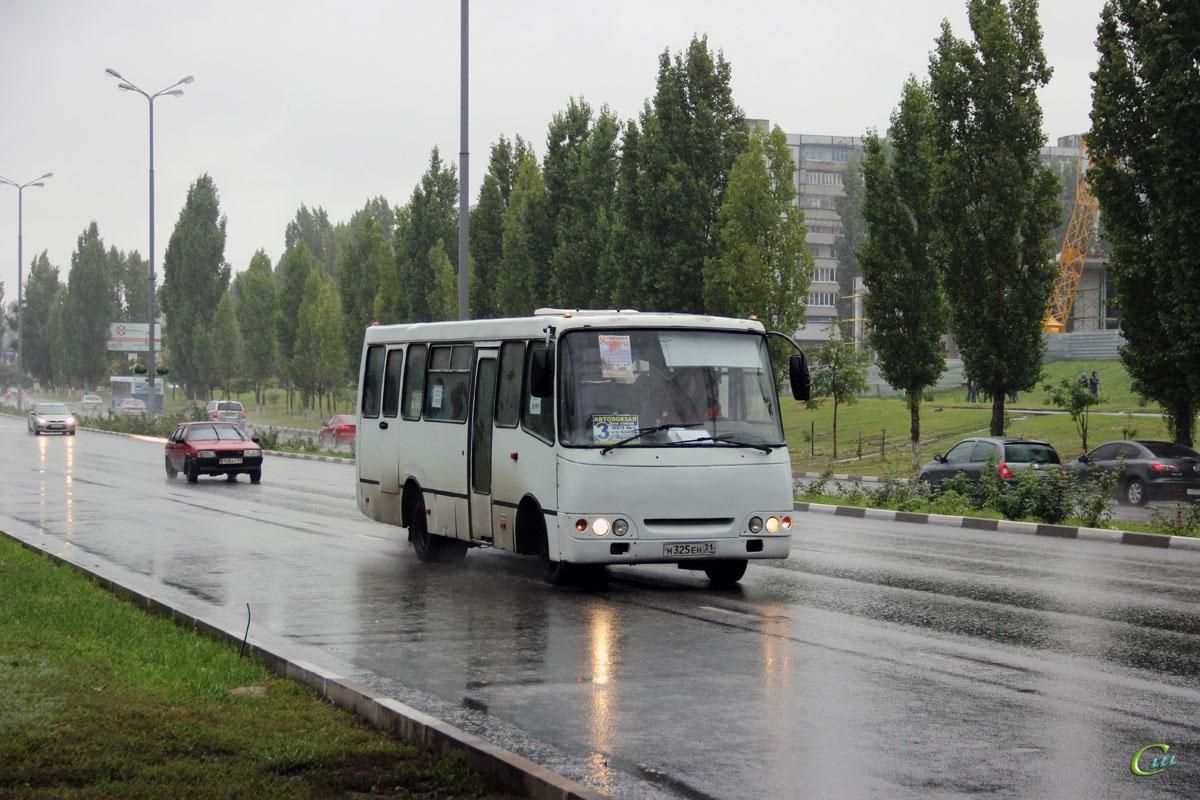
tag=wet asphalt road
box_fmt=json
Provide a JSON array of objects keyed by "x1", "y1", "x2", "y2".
[{"x1": 2, "y1": 415, "x2": 1199, "y2": 799}]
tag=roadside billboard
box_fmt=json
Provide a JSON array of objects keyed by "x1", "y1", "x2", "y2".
[{"x1": 108, "y1": 322, "x2": 162, "y2": 352}]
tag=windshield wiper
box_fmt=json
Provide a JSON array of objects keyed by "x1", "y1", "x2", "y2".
[
  {"x1": 599, "y1": 422, "x2": 705, "y2": 455},
  {"x1": 687, "y1": 434, "x2": 775, "y2": 454}
]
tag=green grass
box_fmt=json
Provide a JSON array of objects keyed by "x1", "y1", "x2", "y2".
[
  {"x1": 0, "y1": 536, "x2": 509, "y2": 799},
  {"x1": 783, "y1": 359, "x2": 1170, "y2": 477}
]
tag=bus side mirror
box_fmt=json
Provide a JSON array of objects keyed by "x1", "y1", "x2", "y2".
[
  {"x1": 530, "y1": 348, "x2": 554, "y2": 398},
  {"x1": 789, "y1": 354, "x2": 810, "y2": 402}
]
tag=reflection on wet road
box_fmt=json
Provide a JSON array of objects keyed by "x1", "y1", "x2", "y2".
[{"x1": 2, "y1": 415, "x2": 1198, "y2": 798}]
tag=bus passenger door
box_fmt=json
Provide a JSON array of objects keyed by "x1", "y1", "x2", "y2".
[{"x1": 469, "y1": 350, "x2": 499, "y2": 543}]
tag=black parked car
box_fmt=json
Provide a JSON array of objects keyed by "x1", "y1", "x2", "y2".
[
  {"x1": 1065, "y1": 440, "x2": 1200, "y2": 506},
  {"x1": 918, "y1": 437, "x2": 1061, "y2": 488}
]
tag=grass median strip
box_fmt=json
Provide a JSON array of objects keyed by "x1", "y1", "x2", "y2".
[{"x1": 0, "y1": 536, "x2": 510, "y2": 799}]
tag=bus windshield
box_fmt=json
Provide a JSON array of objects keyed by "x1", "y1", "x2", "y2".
[{"x1": 559, "y1": 329, "x2": 784, "y2": 448}]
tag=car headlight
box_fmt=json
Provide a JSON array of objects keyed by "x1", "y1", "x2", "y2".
[
  {"x1": 36, "y1": 416, "x2": 47, "y2": 425},
  {"x1": 65, "y1": 417, "x2": 75, "y2": 426},
  {"x1": 198, "y1": 450, "x2": 216, "y2": 458}
]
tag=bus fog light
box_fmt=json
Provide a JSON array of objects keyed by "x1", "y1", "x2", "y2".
[
  {"x1": 592, "y1": 518, "x2": 610, "y2": 536},
  {"x1": 749, "y1": 516, "x2": 763, "y2": 533},
  {"x1": 781, "y1": 516, "x2": 792, "y2": 530},
  {"x1": 575, "y1": 518, "x2": 588, "y2": 532},
  {"x1": 765, "y1": 516, "x2": 781, "y2": 534},
  {"x1": 612, "y1": 519, "x2": 629, "y2": 537}
]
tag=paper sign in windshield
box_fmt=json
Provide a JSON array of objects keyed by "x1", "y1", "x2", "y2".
[
  {"x1": 598, "y1": 335, "x2": 633, "y2": 379},
  {"x1": 593, "y1": 414, "x2": 639, "y2": 443}
]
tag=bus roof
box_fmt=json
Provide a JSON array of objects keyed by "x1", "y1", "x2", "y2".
[{"x1": 362, "y1": 310, "x2": 766, "y2": 345}]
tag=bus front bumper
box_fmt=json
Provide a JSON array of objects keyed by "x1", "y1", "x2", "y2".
[{"x1": 555, "y1": 531, "x2": 791, "y2": 565}]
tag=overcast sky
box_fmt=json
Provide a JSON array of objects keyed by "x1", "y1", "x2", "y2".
[{"x1": 2, "y1": 0, "x2": 1107, "y2": 307}]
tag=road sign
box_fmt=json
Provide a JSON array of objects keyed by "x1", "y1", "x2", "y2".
[{"x1": 108, "y1": 322, "x2": 162, "y2": 352}]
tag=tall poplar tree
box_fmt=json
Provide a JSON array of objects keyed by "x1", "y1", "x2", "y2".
[
  {"x1": 210, "y1": 291, "x2": 240, "y2": 398},
  {"x1": 834, "y1": 155, "x2": 867, "y2": 325},
  {"x1": 397, "y1": 148, "x2": 458, "y2": 322},
  {"x1": 161, "y1": 174, "x2": 231, "y2": 398},
  {"x1": 62, "y1": 223, "x2": 119, "y2": 389},
  {"x1": 705, "y1": 127, "x2": 811, "y2": 345},
  {"x1": 860, "y1": 78, "x2": 947, "y2": 466},
  {"x1": 1089, "y1": 0, "x2": 1200, "y2": 445},
  {"x1": 275, "y1": 241, "x2": 315, "y2": 406},
  {"x1": 614, "y1": 36, "x2": 748, "y2": 312},
  {"x1": 928, "y1": 0, "x2": 1060, "y2": 435},
  {"x1": 470, "y1": 136, "x2": 529, "y2": 318},
  {"x1": 339, "y1": 214, "x2": 389, "y2": 373},
  {"x1": 20, "y1": 252, "x2": 60, "y2": 388},
  {"x1": 232, "y1": 250, "x2": 278, "y2": 408},
  {"x1": 496, "y1": 152, "x2": 551, "y2": 316}
]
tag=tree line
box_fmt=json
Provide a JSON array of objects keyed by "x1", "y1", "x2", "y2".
[
  {"x1": 6, "y1": 36, "x2": 812, "y2": 414},
  {"x1": 852, "y1": 0, "x2": 1200, "y2": 461}
]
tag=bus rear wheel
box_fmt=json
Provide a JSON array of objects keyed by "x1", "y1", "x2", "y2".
[
  {"x1": 409, "y1": 497, "x2": 467, "y2": 563},
  {"x1": 703, "y1": 559, "x2": 747, "y2": 588}
]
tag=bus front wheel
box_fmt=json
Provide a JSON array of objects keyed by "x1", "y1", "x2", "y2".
[
  {"x1": 703, "y1": 559, "x2": 748, "y2": 588},
  {"x1": 539, "y1": 529, "x2": 574, "y2": 586}
]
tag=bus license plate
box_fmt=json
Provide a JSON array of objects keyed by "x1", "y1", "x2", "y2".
[
  {"x1": 219, "y1": 457, "x2": 242, "y2": 465},
  {"x1": 663, "y1": 542, "x2": 716, "y2": 558}
]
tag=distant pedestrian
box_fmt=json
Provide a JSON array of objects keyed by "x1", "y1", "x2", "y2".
[
  {"x1": 1078, "y1": 372, "x2": 1088, "y2": 389},
  {"x1": 1088, "y1": 370, "x2": 1099, "y2": 397},
  {"x1": 966, "y1": 378, "x2": 978, "y2": 403}
]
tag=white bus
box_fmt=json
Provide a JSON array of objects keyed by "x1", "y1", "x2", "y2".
[{"x1": 355, "y1": 310, "x2": 809, "y2": 586}]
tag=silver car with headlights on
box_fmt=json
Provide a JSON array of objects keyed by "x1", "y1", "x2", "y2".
[{"x1": 28, "y1": 402, "x2": 77, "y2": 436}]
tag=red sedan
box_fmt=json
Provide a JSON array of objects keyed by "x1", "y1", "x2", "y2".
[
  {"x1": 165, "y1": 421, "x2": 265, "y2": 483},
  {"x1": 318, "y1": 414, "x2": 356, "y2": 448}
]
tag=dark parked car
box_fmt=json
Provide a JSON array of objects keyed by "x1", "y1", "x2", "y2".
[
  {"x1": 1066, "y1": 440, "x2": 1200, "y2": 506},
  {"x1": 318, "y1": 414, "x2": 356, "y2": 448},
  {"x1": 28, "y1": 402, "x2": 76, "y2": 436},
  {"x1": 918, "y1": 437, "x2": 1061, "y2": 488},
  {"x1": 165, "y1": 421, "x2": 264, "y2": 483}
]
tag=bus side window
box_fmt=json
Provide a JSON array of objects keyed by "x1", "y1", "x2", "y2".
[
  {"x1": 361, "y1": 345, "x2": 385, "y2": 418},
  {"x1": 424, "y1": 345, "x2": 470, "y2": 423},
  {"x1": 522, "y1": 342, "x2": 554, "y2": 443},
  {"x1": 381, "y1": 347, "x2": 405, "y2": 418},
  {"x1": 496, "y1": 341, "x2": 524, "y2": 428},
  {"x1": 402, "y1": 344, "x2": 427, "y2": 421}
]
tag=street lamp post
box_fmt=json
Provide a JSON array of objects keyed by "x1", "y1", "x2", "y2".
[
  {"x1": 105, "y1": 67, "x2": 193, "y2": 417},
  {"x1": 0, "y1": 171, "x2": 53, "y2": 406}
]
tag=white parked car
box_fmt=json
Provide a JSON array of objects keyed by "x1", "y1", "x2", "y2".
[
  {"x1": 206, "y1": 399, "x2": 247, "y2": 424},
  {"x1": 80, "y1": 394, "x2": 103, "y2": 415}
]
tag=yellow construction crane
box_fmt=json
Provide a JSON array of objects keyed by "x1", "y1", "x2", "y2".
[{"x1": 1044, "y1": 142, "x2": 1100, "y2": 333}]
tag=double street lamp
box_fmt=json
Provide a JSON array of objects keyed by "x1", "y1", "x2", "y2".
[
  {"x1": 0, "y1": 171, "x2": 53, "y2": 403},
  {"x1": 105, "y1": 67, "x2": 193, "y2": 417}
]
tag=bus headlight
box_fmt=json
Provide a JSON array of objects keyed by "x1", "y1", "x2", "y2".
[
  {"x1": 765, "y1": 516, "x2": 781, "y2": 534},
  {"x1": 748, "y1": 516, "x2": 764, "y2": 533},
  {"x1": 592, "y1": 518, "x2": 610, "y2": 536},
  {"x1": 612, "y1": 518, "x2": 629, "y2": 537}
]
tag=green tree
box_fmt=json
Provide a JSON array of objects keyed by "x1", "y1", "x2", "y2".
[
  {"x1": 275, "y1": 241, "x2": 315, "y2": 410},
  {"x1": 928, "y1": 0, "x2": 1061, "y2": 436},
  {"x1": 372, "y1": 206, "x2": 408, "y2": 324},
  {"x1": 232, "y1": 250, "x2": 278, "y2": 409},
  {"x1": 47, "y1": 289, "x2": 71, "y2": 389},
  {"x1": 284, "y1": 205, "x2": 336, "y2": 276},
  {"x1": 809, "y1": 336, "x2": 869, "y2": 460},
  {"x1": 62, "y1": 223, "x2": 119, "y2": 389},
  {"x1": 544, "y1": 99, "x2": 620, "y2": 308},
  {"x1": 339, "y1": 214, "x2": 390, "y2": 373},
  {"x1": 20, "y1": 252, "x2": 61, "y2": 388},
  {"x1": 294, "y1": 270, "x2": 344, "y2": 414},
  {"x1": 495, "y1": 151, "x2": 551, "y2": 316},
  {"x1": 470, "y1": 135, "x2": 529, "y2": 318},
  {"x1": 398, "y1": 148, "x2": 458, "y2": 322},
  {"x1": 117, "y1": 249, "x2": 150, "y2": 322},
  {"x1": 1088, "y1": 0, "x2": 1200, "y2": 445},
  {"x1": 161, "y1": 175, "x2": 231, "y2": 398},
  {"x1": 834, "y1": 154, "x2": 867, "y2": 325},
  {"x1": 859, "y1": 78, "x2": 947, "y2": 467},
  {"x1": 614, "y1": 36, "x2": 748, "y2": 312},
  {"x1": 1043, "y1": 377, "x2": 1099, "y2": 454},
  {"x1": 210, "y1": 291, "x2": 240, "y2": 398},
  {"x1": 428, "y1": 240, "x2": 457, "y2": 321},
  {"x1": 704, "y1": 127, "x2": 811, "y2": 349}
]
